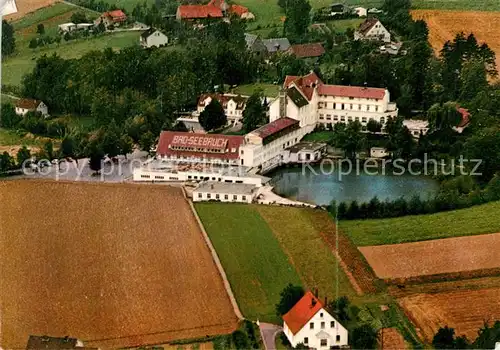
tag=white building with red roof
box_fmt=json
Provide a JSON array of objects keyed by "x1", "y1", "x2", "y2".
[
  {"x1": 269, "y1": 71, "x2": 398, "y2": 132},
  {"x1": 283, "y1": 291, "x2": 348, "y2": 349},
  {"x1": 239, "y1": 117, "x2": 304, "y2": 171},
  {"x1": 95, "y1": 10, "x2": 127, "y2": 27}
]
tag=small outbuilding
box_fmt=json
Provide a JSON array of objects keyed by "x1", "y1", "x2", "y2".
[
  {"x1": 15, "y1": 98, "x2": 48, "y2": 117},
  {"x1": 193, "y1": 181, "x2": 257, "y2": 203}
]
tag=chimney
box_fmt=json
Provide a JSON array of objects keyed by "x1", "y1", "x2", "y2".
[
  {"x1": 324, "y1": 296, "x2": 328, "y2": 306},
  {"x1": 311, "y1": 298, "x2": 317, "y2": 308}
]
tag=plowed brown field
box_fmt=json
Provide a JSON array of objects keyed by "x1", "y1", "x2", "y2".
[
  {"x1": 379, "y1": 328, "x2": 407, "y2": 350},
  {"x1": 412, "y1": 10, "x2": 500, "y2": 70},
  {"x1": 359, "y1": 233, "x2": 500, "y2": 279},
  {"x1": 398, "y1": 288, "x2": 500, "y2": 342},
  {"x1": 0, "y1": 180, "x2": 238, "y2": 349},
  {"x1": 4, "y1": 0, "x2": 56, "y2": 21}
]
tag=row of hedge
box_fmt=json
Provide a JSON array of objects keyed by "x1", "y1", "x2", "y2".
[{"x1": 328, "y1": 174, "x2": 500, "y2": 220}]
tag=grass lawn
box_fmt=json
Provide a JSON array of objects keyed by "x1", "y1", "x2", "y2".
[
  {"x1": 325, "y1": 18, "x2": 364, "y2": 32},
  {"x1": 12, "y1": 3, "x2": 85, "y2": 31},
  {"x1": 340, "y1": 200, "x2": 500, "y2": 246},
  {"x1": 256, "y1": 206, "x2": 358, "y2": 299},
  {"x1": 195, "y1": 203, "x2": 303, "y2": 322},
  {"x1": 0, "y1": 128, "x2": 46, "y2": 147},
  {"x1": 231, "y1": 83, "x2": 280, "y2": 97},
  {"x1": 1, "y1": 94, "x2": 19, "y2": 105},
  {"x1": 302, "y1": 130, "x2": 334, "y2": 142},
  {"x1": 101, "y1": 0, "x2": 155, "y2": 12},
  {"x1": 2, "y1": 31, "x2": 141, "y2": 87},
  {"x1": 412, "y1": 0, "x2": 500, "y2": 11}
]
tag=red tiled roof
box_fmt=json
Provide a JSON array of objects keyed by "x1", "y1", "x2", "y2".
[
  {"x1": 317, "y1": 84, "x2": 386, "y2": 100},
  {"x1": 251, "y1": 117, "x2": 299, "y2": 139},
  {"x1": 103, "y1": 10, "x2": 127, "y2": 21},
  {"x1": 156, "y1": 131, "x2": 244, "y2": 160},
  {"x1": 457, "y1": 107, "x2": 471, "y2": 128},
  {"x1": 177, "y1": 4, "x2": 223, "y2": 19},
  {"x1": 288, "y1": 43, "x2": 325, "y2": 58},
  {"x1": 198, "y1": 94, "x2": 248, "y2": 110},
  {"x1": 283, "y1": 291, "x2": 323, "y2": 335},
  {"x1": 284, "y1": 72, "x2": 323, "y2": 101},
  {"x1": 230, "y1": 4, "x2": 249, "y2": 16},
  {"x1": 15, "y1": 98, "x2": 42, "y2": 110}
]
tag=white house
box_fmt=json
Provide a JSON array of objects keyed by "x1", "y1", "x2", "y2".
[
  {"x1": 354, "y1": 18, "x2": 391, "y2": 43},
  {"x1": 197, "y1": 94, "x2": 248, "y2": 125},
  {"x1": 58, "y1": 22, "x2": 77, "y2": 32},
  {"x1": 269, "y1": 72, "x2": 398, "y2": 133},
  {"x1": 15, "y1": 98, "x2": 48, "y2": 116},
  {"x1": 140, "y1": 28, "x2": 169, "y2": 48},
  {"x1": 239, "y1": 117, "x2": 305, "y2": 172},
  {"x1": 403, "y1": 119, "x2": 429, "y2": 138},
  {"x1": 353, "y1": 7, "x2": 367, "y2": 17},
  {"x1": 370, "y1": 147, "x2": 389, "y2": 158},
  {"x1": 283, "y1": 291, "x2": 348, "y2": 349},
  {"x1": 193, "y1": 181, "x2": 257, "y2": 203}
]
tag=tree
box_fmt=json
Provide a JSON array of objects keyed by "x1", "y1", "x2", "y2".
[
  {"x1": 198, "y1": 99, "x2": 227, "y2": 131},
  {"x1": 276, "y1": 284, "x2": 305, "y2": 316},
  {"x1": 102, "y1": 120, "x2": 121, "y2": 158},
  {"x1": 2, "y1": 20, "x2": 16, "y2": 57},
  {"x1": 465, "y1": 126, "x2": 500, "y2": 182},
  {"x1": 283, "y1": 0, "x2": 311, "y2": 41},
  {"x1": 231, "y1": 330, "x2": 250, "y2": 350},
  {"x1": 60, "y1": 136, "x2": 75, "y2": 159},
  {"x1": 351, "y1": 324, "x2": 378, "y2": 350},
  {"x1": 139, "y1": 131, "x2": 156, "y2": 154},
  {"x1": 71, "y1": 11, "x2": 88, "y2": 24},
  {"x1": 0, "y1": 104, "x2": 21, "y2": 129},
  {"x1": 119, "y1": 134, "x2": 134, "y2": 159},
  {"x1": 460, "y1": 61, "x2": 488, "y2": 101},
  {"x1": 366, "y1": 119, "x2": 382, "y2": 133},
  {"x1": 43, "y1": 140, "x2": 54, "y2": 160},
  {"x1": 473, "y1": 321, "x2": 500, "y2": 349},
  {"x1": 37, "y1": 24, "x2": 45, "y2": 35},
  {"x1": 87, "y1": 141, "x2": 104, "y2": 175},
  {"x1": 331, "y1": 121, "x2": 365, "y2": 159},
  {"x1": 433, "y1": 326, "x2": 458, "y2": 349},
  {"x1": 427, "y1": 102, "x2": 462, "y2": 131},
  {"x1": 0, "y1": 152, "x2": 15, "y2": 173},
  {"x1": 326, "y1": 296, "x2": 351, "y2": 322},
  {"x1": 243, "y1": 91, "x2": 266, "y2": 132},
  {"x1": 16, "y1": 146, "x2": 32, "y2": 166}
]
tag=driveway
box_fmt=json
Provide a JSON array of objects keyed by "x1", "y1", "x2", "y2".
[{"x1": 259, "y1": 322, "x2": 282, "y2": 350}]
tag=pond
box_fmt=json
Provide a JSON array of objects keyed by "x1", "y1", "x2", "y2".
[{"x1": 270, "y1": 164, "x2": 440, "y2": 206}]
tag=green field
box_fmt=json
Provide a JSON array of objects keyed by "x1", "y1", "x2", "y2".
[
  {"x1": 256, "y1": 206, "x2": 357, "y2": 298},
  {"x1": 0, "y1": 94, "x2": 19, "y2": 105},
  {"x1": 412, "y1": 0, "x2": 500, "y2": 11},
  {"x1": 2, "y1": 31, "x2": 141, "y2": 87},
  {"x1": 101, "y1": 0, "x2": 155, "y2": 12},
  {"x1": 340, "y1": 200, "x2": 500, "y2": 246},
  {"x1": 231, "y1": 83, "x2": 280, "y2": 97},
  {"x1": 195, "y1": 203, "x2": 303, "y2": 322}
]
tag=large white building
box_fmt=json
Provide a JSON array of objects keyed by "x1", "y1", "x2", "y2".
[
  {"x1": 193, "y1": 181, "x2": 257, "y2": 203},
  {"x1": 239, "y1": 117, "x2": 306, "y2": 172},
  {"x1": 269, "y1": 72, "x2": 398, "y2": 132},
  {"x1": 283, "y1": 291, "x2": 348, "y2": 349}
]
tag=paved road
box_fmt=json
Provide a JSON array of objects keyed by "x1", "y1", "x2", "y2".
[{"x1": 259, "y1": 323, "x2": 282, "y2": 350}]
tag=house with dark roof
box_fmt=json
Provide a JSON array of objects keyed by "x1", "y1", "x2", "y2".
[
  {"x1": 15, "y1": 98, "x2": 48, "y2": 116},
  {"x1": 288, "y1": 42, "x2": 325, "y2": 59},
  {"x1": 261, "y1": 38, "x2": 291, "y2": 54},
  {"x1": 354, "y1": 17, "x2": 390, "y2": 43},
  {"x1": 94, "y1": 10, "x2": 127, "y2": 27},
  {"x1": 244, "y1": 33, "x2": 267, "y2": 54},
  {"x1": 26, "y1": 335, "x2": 97, "y2": 350},
  {"x1": 140, "y1": 28, "x2": 168, "y2": 48},
  {"x1": 283, "y1": 291, "x2": 348, "y2": 349}
]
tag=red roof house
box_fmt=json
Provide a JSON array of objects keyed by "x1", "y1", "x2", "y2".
[
  {"x1": 95, "y1": 10, "x2": 127, "y2": 26},
  {"x1": 288, "y1": 43, "x2": 325, "y2": 58},
  {"x1": 282, "y1": 291, "x2": 349, "y2": 348},
  {"x1": 176, "y1": 3, "x2": 223, "y2": 20}
]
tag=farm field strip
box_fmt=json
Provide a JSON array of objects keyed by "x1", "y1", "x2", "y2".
[
  {"x1": 0, "y1": 180, "x2": 238, "y2": 349},
  {"x1": 340, "y1": 200, "x2": 500, "y2": 246},
  {"x1": 412, "y1": 10, "x2": 500, "y2": 71},
  {"x1": 398, "y1": 288, "x2": 500, "y2": 342},
  {"x1": 194, "y1": 203, "x2": 303, "y2": 323},
  {"x1": 359, "y1": 232, "x2": 500, "y2": 279},
  {"x1": 256, "y1": 206, "x2": 359, "y2": 298}
]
